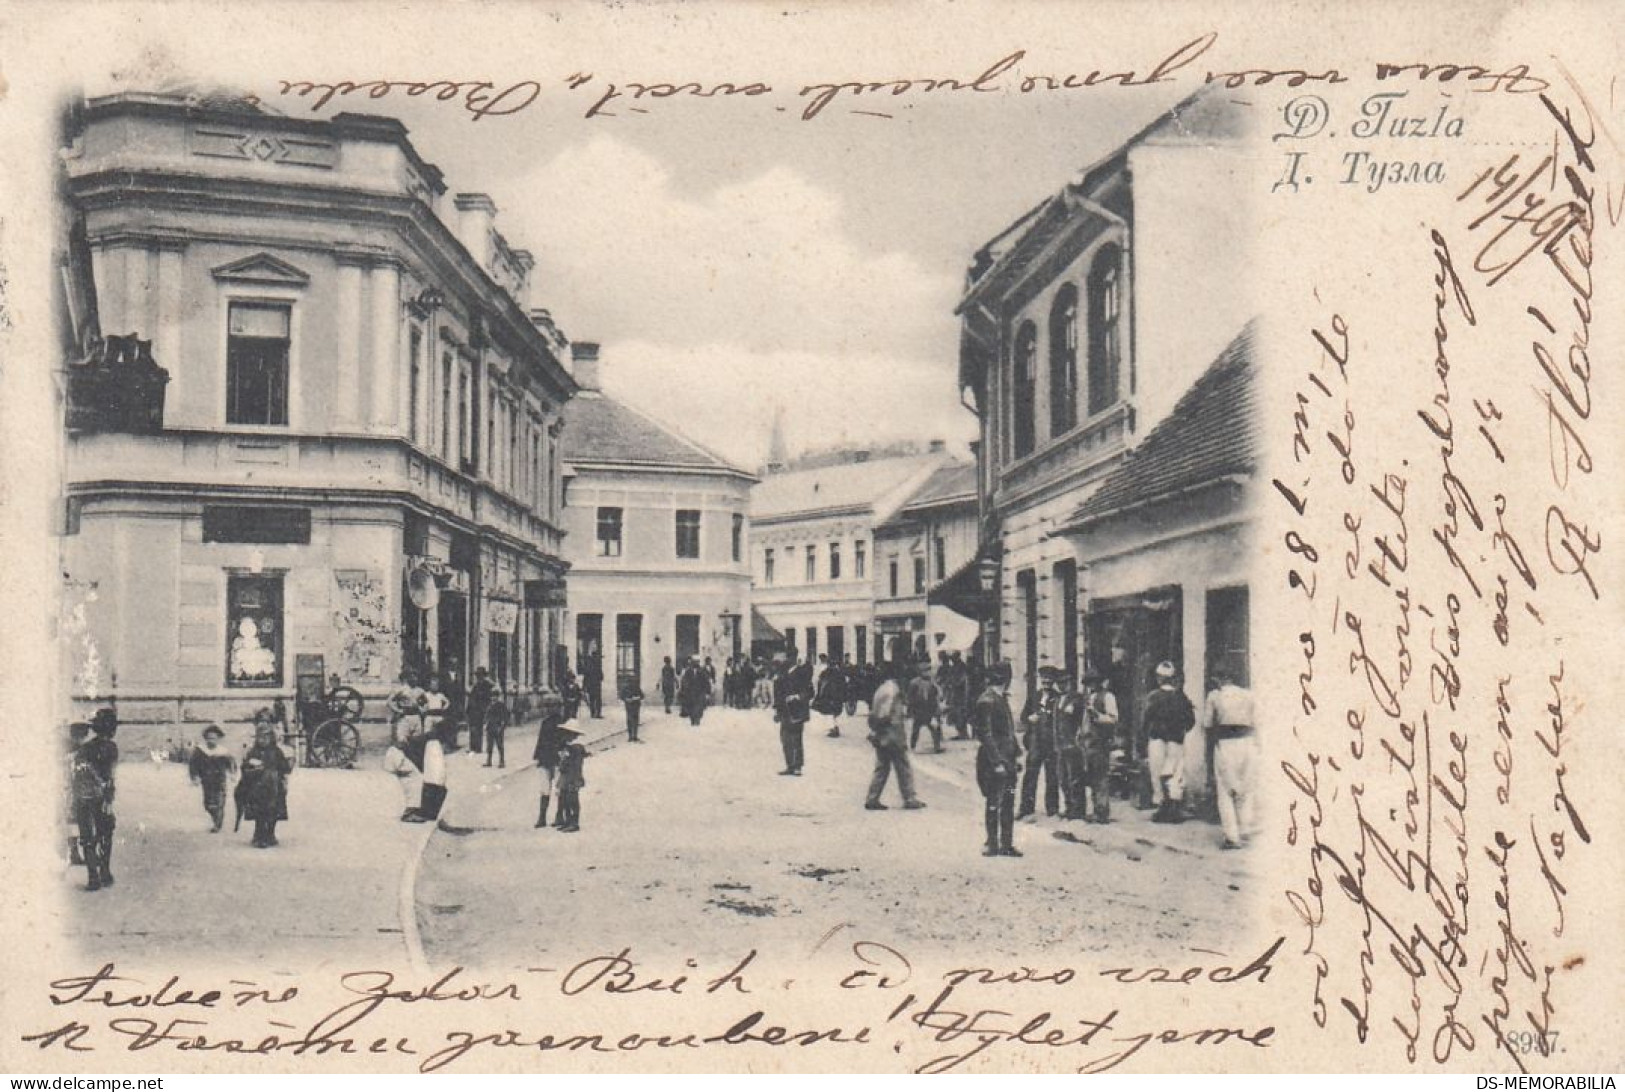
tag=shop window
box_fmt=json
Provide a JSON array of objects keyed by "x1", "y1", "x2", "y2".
[
  {"x1": 676, "y1": 509, "x2": 701, "y2": 559},
  {"x1": 596, "y1": 507, "x2": 623, "y2": 557},
  {"x1": 226, "y1": 572, "x2": 284, "y2": 687},
  {"x1": 226, "y1": 302, "x2": 290, "y2": 426}
]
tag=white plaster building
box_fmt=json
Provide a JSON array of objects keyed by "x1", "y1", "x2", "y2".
[
  {"x1": 59, "y1": 92, "x2": 576, "y2": 739},
  {"x1": 751, "y1": 449, "x2": 949, "y2": 665},
  {"x1": 558, "y1": 344, "x2": 756, "y2": 691}
]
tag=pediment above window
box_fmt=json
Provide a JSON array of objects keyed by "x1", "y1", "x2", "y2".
[{"x1": 211, "y1": 253, "x2": 311, "y2": 287}]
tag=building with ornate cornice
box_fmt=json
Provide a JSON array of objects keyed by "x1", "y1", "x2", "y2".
[{"x1": 59, "y1": 91, "x2": 577, "y2": 739}]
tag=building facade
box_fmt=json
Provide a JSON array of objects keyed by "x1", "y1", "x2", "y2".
[
  {"x1": 958, "y1": 89, "x2": 1255, "y2": 764},
  {"x1": 750, "y1": 448, "x2": 949, "y2": 666},
  {"x1": 59, "y1": 92, "x2": 576, "y2": 738},
  {"x1": 871, "y1": 461, "x2": 979, "y2": 662},
  {"x1": 558, "y1": 345, "x2": 756, "y2": 693}
]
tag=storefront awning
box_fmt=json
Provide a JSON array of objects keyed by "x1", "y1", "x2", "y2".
[
  {"x1": 750, "y1": 606, "x2": 785, "y2": 645},
  {"x1": 928, "y1": 554, "x2": 997, "y2": 621}
]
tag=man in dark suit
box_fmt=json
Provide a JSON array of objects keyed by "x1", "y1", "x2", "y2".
[{"x1": 772, "y1": 653, "x2": 813, "y2": 775}]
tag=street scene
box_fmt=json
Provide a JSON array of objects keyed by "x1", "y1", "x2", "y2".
[{"x1": 54, "y1": 81, "x2": 1260, "y2": 970}]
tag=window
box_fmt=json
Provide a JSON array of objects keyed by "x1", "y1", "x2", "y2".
[
  {"x1": 1049, "y1": 284, "x2": 1079, "y2": 436},
  {"x1": 764, "y1": 548, "x2": 775, "y2": 585},
  {"x1": 914, "y1": 556, "x2": 927, "y2": 594},
  {"x1": 732, "y1": 514, "x2": 744, "y2": 563},
  {"x1": 458, "y1": 364, "x2": 471, "y2": 469},
  {"x1": 934, "y1": 535, "x2": 947, "y2": 581},
  {"x1": 226, "y1": 302, "x2": 290, "y2": 426},
  {"x1": 408, "y1": 328, "x2": 423, "y2": 443},
  {"x1": 226, "y1": 572, "x2": 283, "y2": 688},
  {"x1": 854, "y1": 540, "x2": 867, "y2": 579},
  {"x1": 888, "y1": 558, "x2": 899, "y2": 598},
  {"x1": 676, "y1": 509, "x2": 701, "y2": 559},
  {"x1": 440, "y1": 353, "x2": 454, "y2": 462},
  {"x1": 1012, "y1": 321, "x2": 1037, "y2": 458},
  {"x1": 805, "y1": 545, "x2": 816, "y2": 582},
  {"x1": 829, "y1": 542, "x2": 842, "y2": 580},
  {"x1": 855, "y1": 625, "x2": 868, "y2": 665},
  {"x1": 1206, "y1": 586, "x2": 1250, "y2": 686},
  {"x1": 1087, "y1": 244, "x2": 1124, "y2": 413},
  {"x1": 595, "y1": 507, "x2": 623, "y2": 557}
]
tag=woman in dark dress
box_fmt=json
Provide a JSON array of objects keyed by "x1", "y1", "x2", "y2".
[{"x1": 238, "y1": 721, "x2": 291, "y2": 848}]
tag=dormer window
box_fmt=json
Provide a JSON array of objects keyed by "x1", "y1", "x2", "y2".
[
  {"x1": 1049, "y1": 284, "x2": 1078, "y2": 436},
  {"x1": 1012, "y1": 321, "x2": 1037, "y2": 459},
  {"x1": 1087, "y1": 244, "x2": 1124, "y2": 414}
]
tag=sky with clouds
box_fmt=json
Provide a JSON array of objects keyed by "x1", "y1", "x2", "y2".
[{"x1": 346, "y1": 75, "x2": 1189, "y2": 471}]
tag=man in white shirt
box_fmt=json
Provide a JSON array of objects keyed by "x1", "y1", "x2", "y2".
[{"x1": 1203, "y1": 669, "x2": 1257, "y2": 850}]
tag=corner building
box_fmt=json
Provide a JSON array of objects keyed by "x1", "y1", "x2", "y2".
[
  {"x1": 958, "y1": 90, "x2": 1257, "y2": 784},
  {"x1": 60, "y1": 93, "x2": 577, "y2": 739}
]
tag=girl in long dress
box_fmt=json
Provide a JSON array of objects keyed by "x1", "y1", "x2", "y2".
[{"x1": 238, "y1": 721, "x2": 291, "y2": 848}]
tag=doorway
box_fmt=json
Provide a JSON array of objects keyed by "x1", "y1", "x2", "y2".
[{"x1": 616, "y1": 613, "x2": 643, "y2": 693}]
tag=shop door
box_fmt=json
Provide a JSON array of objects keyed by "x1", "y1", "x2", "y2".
[
  {"x1": 1086, "y1": 587, "x2": 1183, "y2": 763},
  {"x1": 675, "y1": 614, "x2": 700, "y2": 665},
  {"x1": 437, "y1": 592, "x2": 467, "y2": 685},
  {"x1": 616, "y1": 614, "x2": 643, "y2": 693},
  {"x1": 826, "y1": 625, "x2": 845, "y2": 663},
  {"x1": 575, "y1": 614, "x2": 603, "y2": 674}
]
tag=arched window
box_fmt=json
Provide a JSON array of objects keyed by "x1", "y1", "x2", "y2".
[
  {"x1": 1048, "y1": 284, "x2": 1078, "y2": 436},
  {"x1": 1087, "y1": 244, "x2": 1124, "y2": 414},
  {"x1": 1012, "y1": 322, "x2": 1037, "y2": 459}
]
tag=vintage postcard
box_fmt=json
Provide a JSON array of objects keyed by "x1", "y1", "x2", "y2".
[{"x1": 0, "y1": 0, "x2": 1620, "y2": 1077}]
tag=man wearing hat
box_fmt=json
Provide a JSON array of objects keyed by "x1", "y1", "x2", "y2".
[
  {"x1": 467, "y1": 667, "x2": 497, "y2": 757},
  {"x1": 1017, "y1": 666, "x2": 1064, "y2": 821},
  {"x1": 1143, "y1": 661, "x2": 1196, "y2": 823},
  {"x1": 971, "y1": 661, "x2": 1021, "y2": 856},
  {"x1": 1080, "y1": 671, "x2": 1120, "y2": 823},
  {"x1": 864, "y1": 661, "x2": 925, "y2": 811},
  {"x1": 1053, "y1": 673, "x2": 1087, "y2": 820},
  {"x1": 188, "y1": 725, "x2": 237, "y2": 832},
  {"x1": 772, "y1": 652, "x2": 813, "y2": 775},
  {"x1": 72, "y1": 710, "x2": 120, "y2": 890},
  {"x1": 553, "y1": 721, "x2": 588, "y2": 833}
]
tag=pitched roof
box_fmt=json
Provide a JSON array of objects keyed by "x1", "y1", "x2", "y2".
[
  {"x1": 560, "y1": 390, "x2": 752, "y2": 478},
  {"x1": 1061, "y1": 322, "x2": 1258, "y2": 531},
  {"x1": 902, "y1": 461, "x2": 977, "y2": 511},
  {"x1": 751, "y1": 452, "x2": 944, "y2": 521},
  {"x1": 875, "y1": 461, "x2": 978, "y2": 531}
]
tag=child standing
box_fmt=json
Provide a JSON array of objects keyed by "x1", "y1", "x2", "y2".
[
  {"x1": 238, "y1": 720, "x2": 291, "y2": 848},
  {"x1": 188, "y1": 725, "x2": 237, "y2": 832},
  {"x1": 554, "y1": 723, "x2": 588, "y2": 833}
]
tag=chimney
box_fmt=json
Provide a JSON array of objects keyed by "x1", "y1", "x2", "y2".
[
  {"x1": 571, "y1": 341, "x2": 602, "y2": 391},
  {"x1": 453, "y1": 193, "x2": 498, "y2": 267},
  {"x1": 929, "y1": 439, "x2": 946, "y2": 453}
]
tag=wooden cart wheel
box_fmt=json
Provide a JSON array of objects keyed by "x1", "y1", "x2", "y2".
[
  {"x1": 310, "y1": 718, "x2": 360, "y2": 768},
  {"x1": 328, "y1": 686, "x2": 365, "y2": 721}
]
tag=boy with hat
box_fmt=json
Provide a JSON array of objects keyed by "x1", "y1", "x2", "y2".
[
  {"x1": 73, "y1": 711, "x2": 120, "y2": 890},
  {"x1": 554, "y1": 722, "x2": 588, "y2": 833},
  {"x1": 1142, "y1": 661, "x2": 1195, "y2": 823},
  {"x1": 188, "y1": 725, "x2": 237, "y2": 832},
  {"x1": 1081, "y1": 671, "x2": 1120, "y2": 823}
]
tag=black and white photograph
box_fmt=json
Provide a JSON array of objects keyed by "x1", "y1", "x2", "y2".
[{"x1": 2, "y1": 0, "x2": 1621, "y2": 1078}]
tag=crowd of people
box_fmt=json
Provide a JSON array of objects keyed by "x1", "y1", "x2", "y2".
[{"x1": 62, "y1": 644, "x2": 1257, "y2": 893}]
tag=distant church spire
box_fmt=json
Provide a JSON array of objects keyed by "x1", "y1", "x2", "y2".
[{"x1": 765, "y1": 403, "x2": 789, "y2": 473}]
